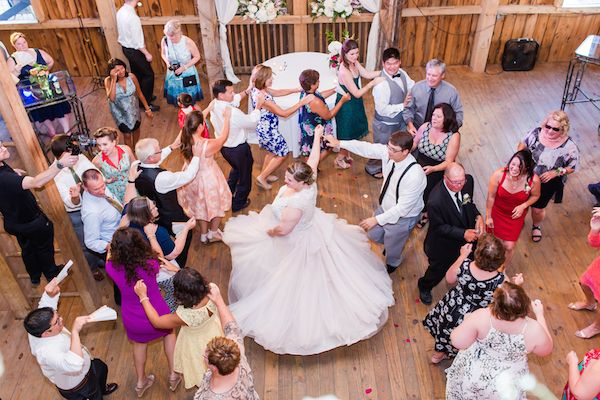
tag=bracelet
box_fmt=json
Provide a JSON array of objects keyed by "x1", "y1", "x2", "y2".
[
  {"x1": 139, "y1": 297, "x2": 149, "y2": 303},
  {"x1": 128, "y1": 179, "x2": 135, "y2": 183}
]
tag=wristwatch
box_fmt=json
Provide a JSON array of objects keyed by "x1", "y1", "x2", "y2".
[{"x1": 56, "y1": 160, "x2": 64, "y2": 169}]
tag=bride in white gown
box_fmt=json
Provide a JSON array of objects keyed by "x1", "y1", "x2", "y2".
[{"x1": 223, "y1": 125, "x2": 394, "y2": 355}]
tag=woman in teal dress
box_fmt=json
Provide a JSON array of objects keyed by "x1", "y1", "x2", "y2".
[{"x1": 334, "y1": 39, "x2": 385, "y2": 169}]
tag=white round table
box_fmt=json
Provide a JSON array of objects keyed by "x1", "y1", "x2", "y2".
[{"x1": 259, "y1": 52, "x2": 338, "y2": 157}]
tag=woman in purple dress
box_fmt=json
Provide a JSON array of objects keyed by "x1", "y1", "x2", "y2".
[{"x1": 106, "y1": 227, "x2": 178, "y2": 398}]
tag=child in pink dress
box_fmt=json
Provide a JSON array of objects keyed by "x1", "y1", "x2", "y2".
[
  {"x1": 177, "y1": 93, "x2": 209, "y2": 138},
  {"x1": 177, "y1": 109, "x2": 232, "y2": 243}
]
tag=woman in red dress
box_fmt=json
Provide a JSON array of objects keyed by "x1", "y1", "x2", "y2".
[
  {"x1": 563, "y1": 347, "x2": 600, "y2": 399},
  {"x1": 485, "y1": 150, "x2": 541, "y2": 268},
  {"x1": 568, "y1": 208, "x2": 600, "y2": 339}
]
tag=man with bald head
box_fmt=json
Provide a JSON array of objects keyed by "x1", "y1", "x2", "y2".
[
  {"x1": 133, "y1": 138, "x2": 201, "y2": 266},
  {"x1": 417, "y1": 162, "x2": 484, "y2": 304}
]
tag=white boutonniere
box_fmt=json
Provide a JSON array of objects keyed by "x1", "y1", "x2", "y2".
[
  {"x1": 524, "y1": 182, "x2": 531, "y2": 193},
  {"x1": 461, "y1": 194, "x2": 472, "y2": 206}
]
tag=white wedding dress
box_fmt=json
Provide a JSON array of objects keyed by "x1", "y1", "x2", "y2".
[{"x1": 223, "y1": 180, "x2": 394, "y2": 355}]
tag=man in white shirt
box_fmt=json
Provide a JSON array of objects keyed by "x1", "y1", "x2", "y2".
[
  {"x1": 325, "y1": 131, "x2": 426, "y2": 273},
  {"x1": 51, "y1": 135, "x2": 105, "y2": 281},
  {"x1": 24, "y1": 279, "x2": 118, "y2": 399},
  {"x1": 367, "y1": 48, "x2": 414, "y2": 179},
  {"x1": 211, "y1": 80, "x2": 260, "y2": 212},
  {"x1": 116, "y1": 0, "x2": 159, "y2": 111},
  {"x1": 134, "y1": 138, "x2": 202, "y2": 266}
]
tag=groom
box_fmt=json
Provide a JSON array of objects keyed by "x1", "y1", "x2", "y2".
[{"x1": 324, "y1": 131, "x2": 426, "y2": 272}]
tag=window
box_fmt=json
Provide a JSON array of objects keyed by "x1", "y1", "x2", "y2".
[
  {"x1": 562, "y1": 0, "x2": 600, "y2": 7},
  {"x1": 0, "y1": 0, "x2": 37, "y2": 23}
]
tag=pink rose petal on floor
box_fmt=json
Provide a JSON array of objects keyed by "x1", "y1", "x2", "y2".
[
  {"x1": 393, "y1": 323, "x2": 399, "y2": 327},
  {"x1": 415, "y1": 298, "x2": 420, "y2": 303},
  {"x1": 365, "y1": 388, "x2": 372, "y2": 394},
  {"x1": 405, "y1": 338, "x2": 411, "y2": 343}
]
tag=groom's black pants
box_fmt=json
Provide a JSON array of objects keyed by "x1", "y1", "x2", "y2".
[{"x1": 221, "y1": 142, "x2": 254, "y2": 211}]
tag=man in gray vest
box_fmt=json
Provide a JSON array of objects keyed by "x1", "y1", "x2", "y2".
[{"x1": 366, "y1": 48, "x2": 414, "y2": 179}]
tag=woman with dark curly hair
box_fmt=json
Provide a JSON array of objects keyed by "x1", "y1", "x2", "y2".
[
  {"x1": 105, "y1": 227, "x2": 177, "y2": 398},
  {"x1": 133, "y1": 268, "x2": 223, "y2": 390}
]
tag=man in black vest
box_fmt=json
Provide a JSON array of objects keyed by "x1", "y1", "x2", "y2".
[
  {"x1": 417, "y1": 163, "x2": 484, "y2": 304},
  {"x1": 134, "y1": 138, "x2": 200, "y2": 266}
]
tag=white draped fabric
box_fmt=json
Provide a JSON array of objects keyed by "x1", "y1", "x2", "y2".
[
  {"x1": 359, "y1": 0, "x2": 381, "y2": 71},
  {"x1": 214, "y1": 0, "x2": 240, "y2": 83}
]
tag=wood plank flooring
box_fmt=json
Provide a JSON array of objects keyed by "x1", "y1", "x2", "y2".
[{"x1": 1, "y1": 62, "x2": 600, "y2": 400}]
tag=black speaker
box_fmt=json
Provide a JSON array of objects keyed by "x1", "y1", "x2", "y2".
[{"x1": 501, "y1": 38, "x2": 539, "y2": 71}]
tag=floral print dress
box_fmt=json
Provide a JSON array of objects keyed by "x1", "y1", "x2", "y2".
[
  {"x1": 423, "y1": 259, "x2": 504, "y2": 356},
  {"x1": 298, "y1": 91, "x2": 334, "y2": 156},
  {"x1": 251, "y1": 88, "x2": 289, "y2": 157},
  {"x1": 445, "y1": 317, "x2": 529, "y2": 400}
]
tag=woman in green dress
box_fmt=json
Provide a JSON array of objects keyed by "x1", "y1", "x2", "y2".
[{"x1": 334, "y1": 39, "x2": 384, "y2": 169}]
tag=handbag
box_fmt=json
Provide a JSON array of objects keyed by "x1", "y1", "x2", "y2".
[{"x1": 182, "y1": 75, "x2": 197, "y2": 88}]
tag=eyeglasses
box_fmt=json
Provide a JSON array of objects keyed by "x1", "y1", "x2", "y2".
[
  {"x1": 47, "y1": 313, "x2": 62, "y2": 331},
  {"x1": 544, "y1": 124, "x2": 561, "y2": 132},
  {"x1": 445, "y1": 176, "x2": 466, "y2": 185},
  {"x1": 387, "y1": 145, "x2": 404, "y2": 153}
]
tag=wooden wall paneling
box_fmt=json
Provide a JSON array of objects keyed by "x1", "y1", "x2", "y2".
[
  {"x1": 412, "y1": 13, "x2": 428, "y2": 67},
  {"x1": 538, "y1": 14, "x2": 559, "y2": 62},
  {"x1": 0, "y1": 240, "x2": 30, "y2": 318},
  {"x1": 29, "y1": 0, "x2": 47, "y2": 22},
  {"x1": 292, "y1": 0, "x2": 308, "y2": 52},
  {"x1": 470, "y1": 0, "x2": 499, "y2": 72},
  {"x1": 94, "y1": 0, "x2": 126, "y2": 62},
  {"x1": 548, "y1": 15, "x2": 577, "y2": 62},
  {"x1": 486, "y1": 12, "x2": 505, "y2": 64},
  {"x1": 521, "y1": 13, "x2": 539, "y2": 38},
  {"x1": 379, "y1": 0, "x2": 403, "y2": 51}
]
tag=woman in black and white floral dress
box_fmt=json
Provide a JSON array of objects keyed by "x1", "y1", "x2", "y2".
[{"x1": 423, "y1": 235, "x2": 509, "y2": 364}]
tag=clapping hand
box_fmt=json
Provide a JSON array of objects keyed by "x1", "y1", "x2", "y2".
[{"x1": 134, "y1": 279, "x2": 148, "y2": 299}]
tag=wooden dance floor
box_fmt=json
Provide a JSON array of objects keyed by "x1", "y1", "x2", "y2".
[{"x1": 1, "y1": 63, "x2": 599, "y2": 399}]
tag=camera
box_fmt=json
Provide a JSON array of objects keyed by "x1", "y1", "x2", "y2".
[
  {"x1": 65, "y1": 135, "x2": 81, "y2": 155},
  {"x1": 168, "y1": 63, "x2": 181, "y2": 72}
]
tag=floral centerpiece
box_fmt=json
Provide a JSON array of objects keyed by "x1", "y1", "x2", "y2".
[
  {"x1": 326, "y1": 30, "x2": 351, "y2": 70},
  {"x1": 238, "y1": 0, "x2": 287, "y2": 23},
  {"x1": 310, "y1": 0, "x2": 361, "y2": 22},
  {"x1": 28, "y1": 63, "x2": 53, "y2": 98}
]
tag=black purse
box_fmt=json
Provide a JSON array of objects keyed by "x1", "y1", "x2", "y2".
[{"x1": 182, "y1": 75, "x2": 197, "y2": 87}]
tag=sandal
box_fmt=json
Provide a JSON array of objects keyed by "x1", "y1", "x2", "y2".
[
  {"x1": 344, "y1": 155, "x2": 354, "y2": 164},
  {"x1": 266, "y1": 175, "x2": 279, "y2": 183},
  {"x1": 531, "y1": 225, "x2": 542, "y2": 243},
  {"x1": 256, "y1": 177, "x2": 272, "y2": 190},
  {"x1": 431, "y1": 352, "x2": 448, "y2": 364},
  {"x1": 365, "y1": 168, "x2": 384, "y2": 179},
  {"x1": 168, "y1": 373, "x2": 182, "y2": 392},
  {"x1": 575, "y1": 325, "x2": 600, "y2": 339},
  {"x1": 334, "y1": 157, "x2": 350, "y2": 170},
  {"x1": 416, "y1": 214, "x2": 429, "y2": 229},
  {"x1": 135, "y1": 374, "x2": 155, "y2": 398},
  {"x1": 568, "y1": 302, "x2": 598, "y2": 311}
]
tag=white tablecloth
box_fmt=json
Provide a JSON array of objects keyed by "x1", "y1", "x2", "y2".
[{"x1": 252, "y1": 52, "x2": 337, "y2": 157}]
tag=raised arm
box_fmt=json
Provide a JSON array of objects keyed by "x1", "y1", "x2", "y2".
[
  {"x1": 261, "y1": 94, "x2": 314, "y2": 118},
  {"x1": 338, "y1": 66, "x2": 383, "y2": 99},
  {"x1": 134, "y1": 280, "x2": 185, "y2": 329},
  {"x1": 207, "y1": 283, "x2": 235, "y2": 328},
  {"x1": 22, "y1": 153, "x2": 78, "y2": 190},
  {"x1": 205, "y1": 107, "x2": 231, "y2": 157},
  {"x1": 309, "y1": 93, "x2": 350, "y2": 121},
  {"x1": 529, "y1": 300, "x2": 553, "y2": 357},
  {"x1": 307, "y1": 125, "x2": 324, "y2": 172},
  {"x1": 445, "y1": 243, "x2": 472, "y2": 284},
  {"x1": 356, "y1": 62, "x2": 380, "y2": 80},
  {"x1": 104, "y1": 74, "x2": 118, "y2": 102},
  {"x1": 268, "y1": 86, "x2": 302, "y2": 97}
]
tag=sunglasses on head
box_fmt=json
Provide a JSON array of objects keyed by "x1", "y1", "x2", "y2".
[{"x1": 544, "y1": 124, "x2": 561, "y2": 132}]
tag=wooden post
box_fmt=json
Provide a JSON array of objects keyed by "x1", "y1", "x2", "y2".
[
  {"x1": 378, "y1": 0, "x2": 403, "y2": 58},
  {"x1": 0, "y1": 251, "x2": 30, "y2": 319},
  {"x1": 94, "y1": 0, "x2": 126, "y2": 61},
  {"x1": 469, "y1": 0, "x2": 499, "y2": 73},
  {"x1": 292, "y1": 0, "x2": 308, "y2": 52},
  {"x1": 29, "y1": 0, "x2": 47, "y2": 23},
  {"x1": 0, "y1": 55, "x2": 102, "y2": 313},
  {"x1": 196, "y1": 0, "x2": 224, "y2": 93}
]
